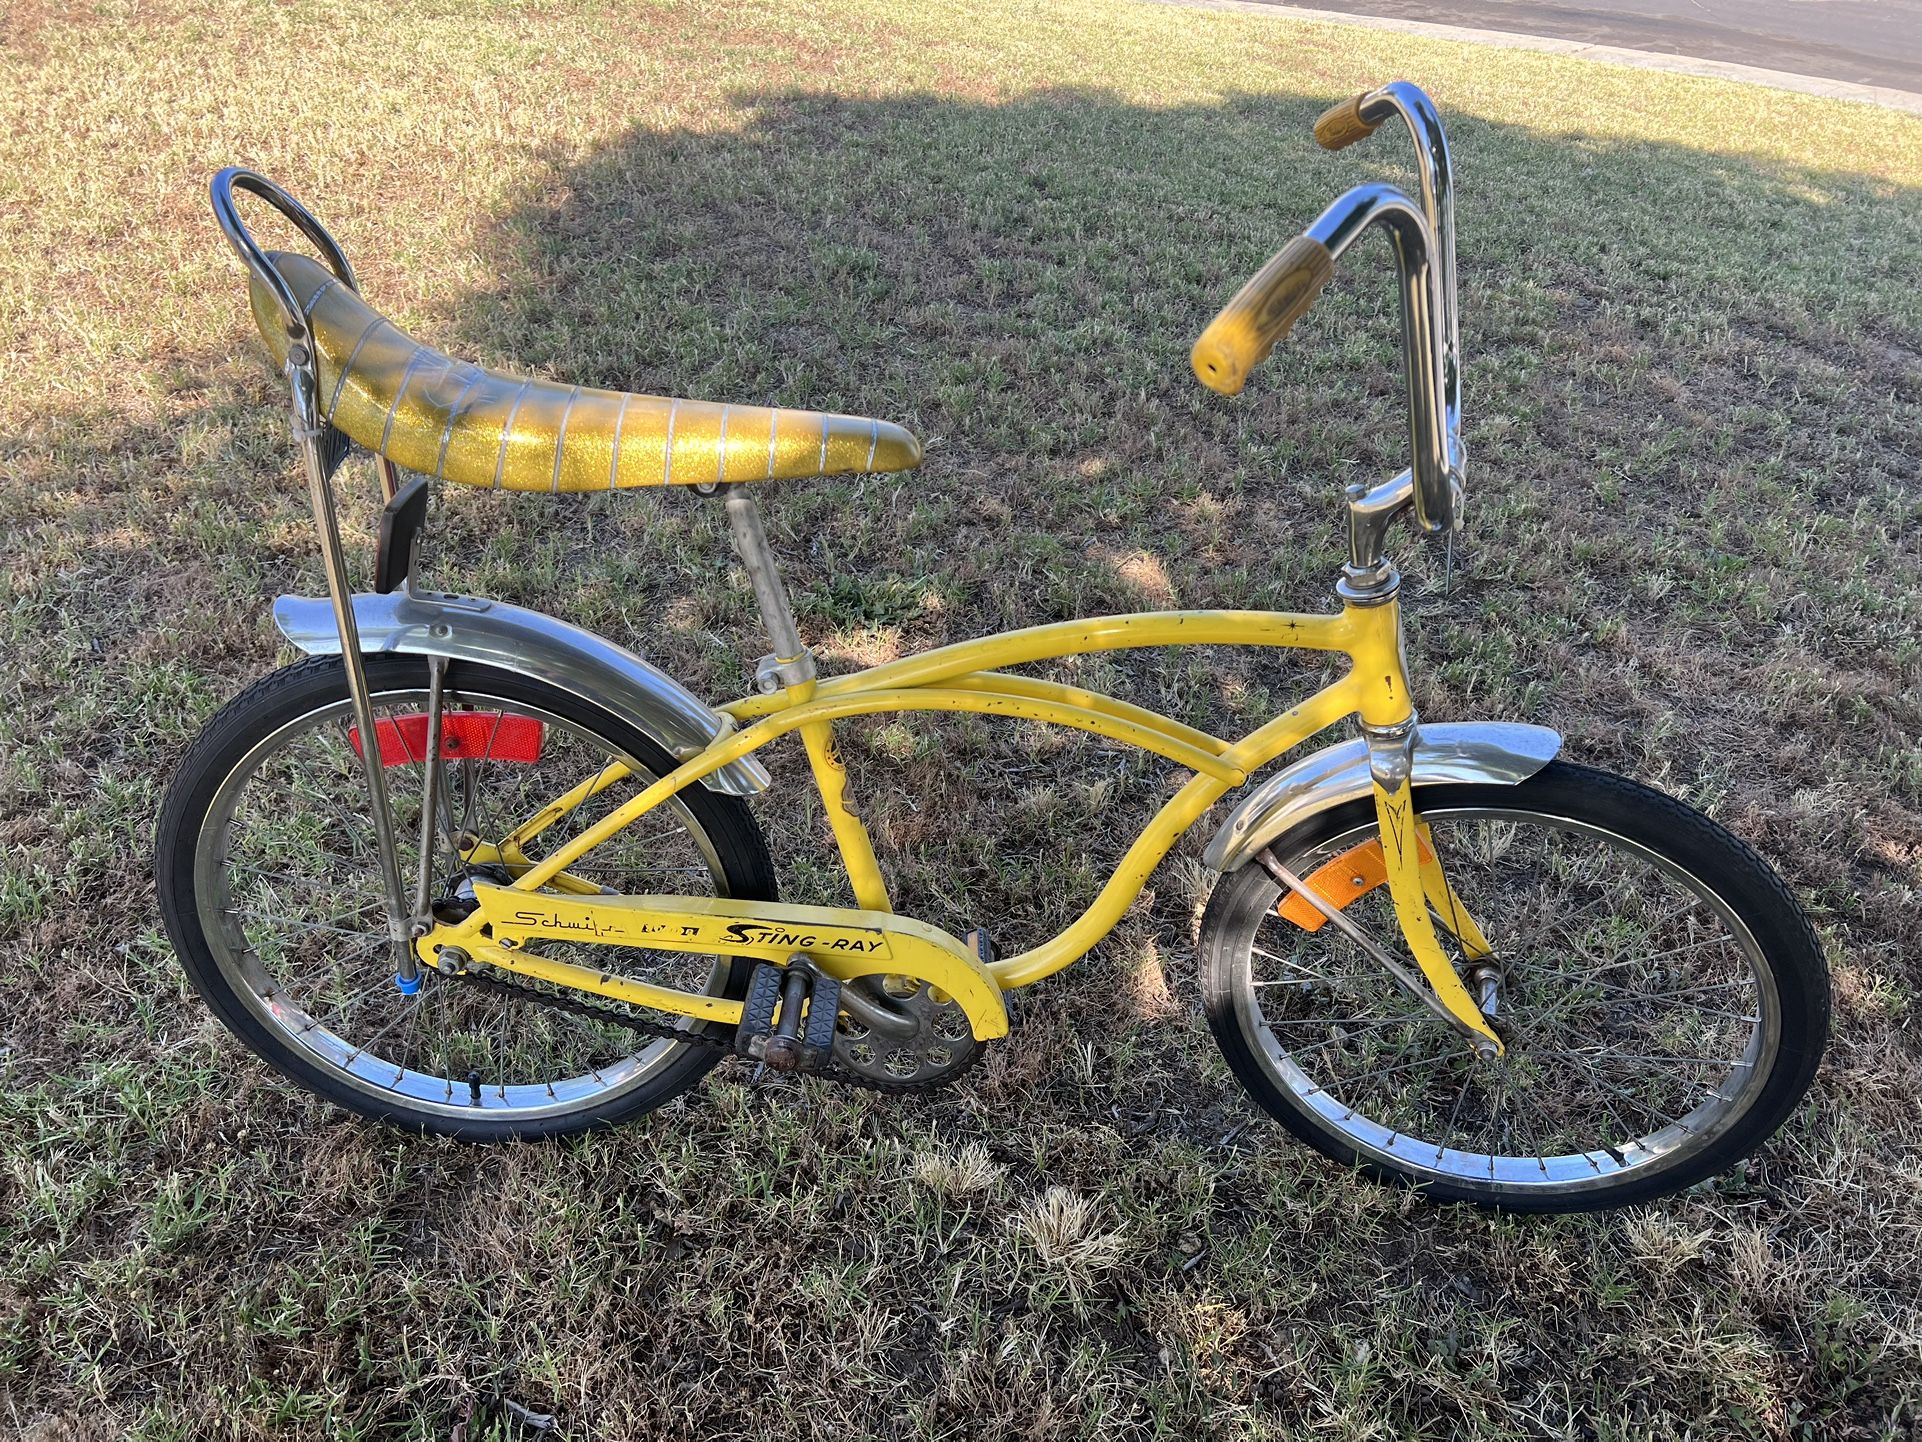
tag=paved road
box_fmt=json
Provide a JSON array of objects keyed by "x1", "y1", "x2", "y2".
[{"x1": 1271, "y1": 0, "x2": 1922, "y2": 92}]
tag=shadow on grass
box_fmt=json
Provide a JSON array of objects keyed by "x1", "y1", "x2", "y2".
[{"x1": 412, "y1": 85, "x2": 1921, "y2": 969}]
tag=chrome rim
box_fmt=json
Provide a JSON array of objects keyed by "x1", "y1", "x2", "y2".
[
  {"x1": 193, "y1": 685, "x2": 735, "y2": 1122},
  {"x1": 1232, "y1": 808, "x2": 1780, "y2": 1196}
]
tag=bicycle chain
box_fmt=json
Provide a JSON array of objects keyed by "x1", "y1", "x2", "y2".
[{"x1": 447, "y1": 967, "x2": 975, "y2": 1096}]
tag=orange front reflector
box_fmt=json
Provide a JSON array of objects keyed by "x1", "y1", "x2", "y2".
[{"x1": 1277, "y1": 834, "x2": 1434, "y2": 931}]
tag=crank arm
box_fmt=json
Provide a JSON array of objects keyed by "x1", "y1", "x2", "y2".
[{"x1": 839, "y1": 977, "x2": 921, "y2": 1039}]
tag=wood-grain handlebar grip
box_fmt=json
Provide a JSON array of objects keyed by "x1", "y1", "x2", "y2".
[
  {"x1": 1190, "y1": 235, "x2": 1336, "y2": 396},
  {"x1": 1314, "y1": 92, "x2": 1382, "y2": 150}
]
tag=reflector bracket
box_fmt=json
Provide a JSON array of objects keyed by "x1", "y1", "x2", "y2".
[{"x1": 1277, "y1": 832, "x2": 1434, "y2": 931}]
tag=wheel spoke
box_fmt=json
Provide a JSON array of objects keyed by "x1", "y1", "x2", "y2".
[
  {"x1": 295, "y1": 977, "x2": 389, "y2": 1034},
  {"x1": 1530, "y1": 1049, "x2": 1733, "y2": 1069},
  {"x1": 1249, "y1": 943, "x2": 1384, "y2": 998},
  {"x1": 342, "y1": 994, "x2": 422, "y2": 1065},
  {"x1": 1435, "y1": 1069, "x2": 1475, "y2": 1161},
  {"x1": 225, "y1": 905, "x2": 380, "y2": 936},
  {"x1": 1309, "y1": 1049, "x2": 1463, "y2": 1101}
]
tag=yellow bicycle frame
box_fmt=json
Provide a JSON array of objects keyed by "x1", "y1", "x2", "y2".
[
  {"x1": 223, "y1": 77, "x2": 1507, "y2": 1059},
  {"x1": 415, "y1": 597, "x2": 1502, "y2": 1052}
]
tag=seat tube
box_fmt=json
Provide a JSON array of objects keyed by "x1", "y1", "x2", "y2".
[
  {"x1": 799, "y1": 721, "x2": 893, "y2": 912},
  {"x1": 722, "y1": 488, "x2": 892, "y2": 912}
]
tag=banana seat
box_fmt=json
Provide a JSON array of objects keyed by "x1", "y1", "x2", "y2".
[{"x1": 249, "y1": 251, "x2": 923, "y2": 493}]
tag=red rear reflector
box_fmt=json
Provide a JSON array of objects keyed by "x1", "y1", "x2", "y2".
[{"x1": 348, "y1": 712, "x2": 544, "y2": 766}]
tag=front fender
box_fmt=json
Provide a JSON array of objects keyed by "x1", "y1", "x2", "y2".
[
  {"x1": 273, "y1": 591, "x2": 771, "y2": 797},
  {"x1": 1203, "y1": 721, "x2": 1562, "y2": 872}
]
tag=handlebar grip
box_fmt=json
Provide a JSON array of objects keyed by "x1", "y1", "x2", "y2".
[
  {"x1": 1314, "y1": 92, "x2": 1382, "y2": 150},
  {"x1": 1190, "y1": 234, "x2": 1336, "y2": 396}
]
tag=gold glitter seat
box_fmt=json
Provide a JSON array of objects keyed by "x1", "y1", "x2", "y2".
[{"x1": 248, "y1": 252, "x2": 923, "y2": 493}]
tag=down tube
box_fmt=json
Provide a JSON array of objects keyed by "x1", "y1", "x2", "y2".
[
  {"x1": 990, "y1": 677, "x2": 1362, "y2": 990},
  {"x1": 513, "y1": 681, "x2": 1248, "y2": 894}
]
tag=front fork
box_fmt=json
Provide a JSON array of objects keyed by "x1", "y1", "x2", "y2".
[
  {"x1": 1339, "y1": 575, "x2": 1503, "y2": 1056},
  {"x1": 1364, "y1": 716, "x2": 1504, "y2": 1055}
]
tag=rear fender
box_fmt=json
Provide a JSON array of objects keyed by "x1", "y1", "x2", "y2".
[{"x1": 273, "y1": 590, "x2": 771, "y2": 796}]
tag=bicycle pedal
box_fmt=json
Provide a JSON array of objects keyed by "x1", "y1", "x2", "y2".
[
  {"x1": 963, "y1": 927, "x2": 998, "y2": 966},
  {"x1": 736, "y1": 959, "x2": 840, "y2": 1072},
  {"x1": 798, "y1": 971, "x2": 840, "y2": 1065},
  {"x1": 736, "y1": 962, "x2": 784, "y2": 1059}
]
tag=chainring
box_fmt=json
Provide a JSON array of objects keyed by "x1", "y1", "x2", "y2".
[{"x1": 833, "y1": 976, "x2": 982, "y2": 1088}]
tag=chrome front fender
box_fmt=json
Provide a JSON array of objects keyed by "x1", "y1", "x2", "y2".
[
  {"x1": 1203, "y1": 721, "x2": 1562, "y2": 872},
  {"x1": 273, "y1": 591, "x2": 772, "y2": 796}
]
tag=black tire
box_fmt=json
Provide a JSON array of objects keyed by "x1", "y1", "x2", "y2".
[
  {"x1": 1199, "y1": 761, "x2": 1829, "y2": 1211},
  {"x1": 156, "y1": 653, "x2": 776, "y2": 1140}
]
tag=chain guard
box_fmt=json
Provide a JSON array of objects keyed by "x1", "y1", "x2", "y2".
[
  {"x1": 449, "y1": 964, "x2": 979, "y2": 1094},
  {"x1": 832, "y1": 977, "x2": 983, "y2": 1088}
]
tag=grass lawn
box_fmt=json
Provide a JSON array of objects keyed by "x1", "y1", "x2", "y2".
[{"x1": 4, "y1": 0, "x2": 1921, "y2": 1436}]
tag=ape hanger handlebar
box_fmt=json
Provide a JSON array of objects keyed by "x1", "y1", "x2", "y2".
[
  {"x1": 1316, "y1": 82, "x2": 1461, "y2": 440},
  {"x1": 1191, "y1": 81, "x2": 1465, "y2": 543}
]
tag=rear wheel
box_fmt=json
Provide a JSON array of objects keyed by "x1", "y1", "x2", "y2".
[
  {"x1": 1199, "y1": 763, "x2": 1828, "y2": 1211},
  {"x1": 156, "y1": 654, "x2": 775, "y2": 1140}
]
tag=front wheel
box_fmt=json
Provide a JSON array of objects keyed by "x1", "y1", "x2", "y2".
[{"x1": 1199, "y1": 762, "x2": 1829, "y2": 1211}]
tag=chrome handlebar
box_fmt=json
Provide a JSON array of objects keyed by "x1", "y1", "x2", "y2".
[
  {"x1": 1346, "y1": 83, "x2": 1461, "y2": 444},
  {"x1": 1193, "y1": 82, "x2": 1465, "y2": 541},
  {"x1": 1321, "y1": 81, "x2": 1464, "y2": 538},
  {"x1": 1303, "y1": 183, "x2": 1453, "y2": 535}
]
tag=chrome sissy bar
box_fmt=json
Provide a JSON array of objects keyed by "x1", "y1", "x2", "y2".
[{"x1": 210, "y1": 169, "x2": 420, "y2": 989}]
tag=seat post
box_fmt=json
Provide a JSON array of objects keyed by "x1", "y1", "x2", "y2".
[
  {"x1": 721, "y1": 488, "x2": 893, "y2": 911},
  {"x1": 722, "y1": 489, "x2": 817, "y2": 694}
]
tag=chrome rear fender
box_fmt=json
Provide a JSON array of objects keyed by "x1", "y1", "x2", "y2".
[{"x1": 273, "y1": 591, "x2": 771, "y2": 796}]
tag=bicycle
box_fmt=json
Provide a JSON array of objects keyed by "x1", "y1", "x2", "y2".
[{"x1": 156, "y1": 82, "x2": 1828, "y2": 1210}]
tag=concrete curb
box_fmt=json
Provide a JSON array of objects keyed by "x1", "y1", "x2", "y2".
[{"x1": 1144, "y1": 0, "x2": 1922, "y2": 116}]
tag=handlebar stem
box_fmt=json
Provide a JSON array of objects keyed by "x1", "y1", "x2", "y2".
[
  {"x1": 1305, "y1": 183, "x2": 1452, "y2": 534},
  {"x1": 1339, "y1": 469, "x2": 1415, "y2": 603}
]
